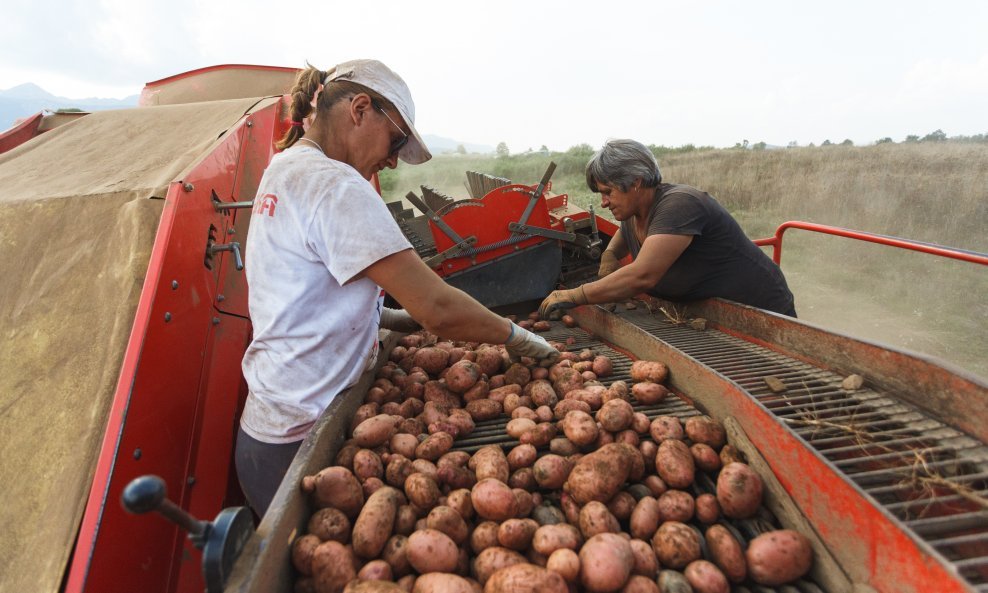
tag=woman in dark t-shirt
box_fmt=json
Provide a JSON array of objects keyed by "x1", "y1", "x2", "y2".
[{"x1": 539, "y1": 139, "x2": 796, "y2": 318}]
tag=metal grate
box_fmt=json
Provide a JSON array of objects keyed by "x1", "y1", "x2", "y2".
[{"x1": 616, "y1": 308, "x2": 988, "y2": 590}]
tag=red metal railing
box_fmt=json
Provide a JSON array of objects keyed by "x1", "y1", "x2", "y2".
[{"x1": 754, "y1": 220, "x2": 988, "y2": 266}]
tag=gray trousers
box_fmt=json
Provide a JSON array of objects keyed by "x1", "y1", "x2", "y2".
[{"x1": 234, "y1": 426, "x2": 302, "y2": 517}]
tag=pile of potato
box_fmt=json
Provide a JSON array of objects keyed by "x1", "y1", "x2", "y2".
[{"x1": 291, "y1": 318, "x2": 814, "y2": 593}]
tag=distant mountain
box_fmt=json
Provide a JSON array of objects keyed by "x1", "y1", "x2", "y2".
[
  {"x1": 0, "y1": 83, "x2": 138, "y2": 131},
  {"x1": 422, "y1": 134, "x2": 493, "y2": 155}
]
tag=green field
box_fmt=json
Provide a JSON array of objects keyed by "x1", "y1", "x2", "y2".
[{"x1": 380, "y1": 142, "x2": 988, "y2": 380}]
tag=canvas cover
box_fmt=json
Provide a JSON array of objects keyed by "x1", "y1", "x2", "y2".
[{"x1": 0, "y1": 96, "x2": 271, "y2": 593}]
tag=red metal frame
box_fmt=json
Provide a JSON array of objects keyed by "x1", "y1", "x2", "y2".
[
  {"x1": 0, "y1": 111, "x2": 43, "y2": 154},
  {"x1": 64, "y1": 100, "x2": 285, "y2": 593},
  {"x1": 755, "y1": 220, "x2": 988, "y2": 266}
]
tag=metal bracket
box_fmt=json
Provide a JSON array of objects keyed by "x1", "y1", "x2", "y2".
[
  {"x1": 508, "y1": 222, "x2": 581, "y2": 244},
  {"x1": 424, "y1": 236, "x2": 478, "y2": 268},
  {"x1": 405, "y1": 191, "x2": 471, "y2": 246},
  {"x1": 516, "y1": 161, "x2": 557, "y2": 229},
  {"x1": 212, "y1": 192, "x2": 253, "y2": 213}
]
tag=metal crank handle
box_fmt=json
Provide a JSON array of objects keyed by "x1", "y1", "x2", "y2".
[
  {"x1": 122, "y1": 475, "x2": 210, "y2": 546},
  {"x1": 209, "y1": 241, "x2": 244, "y2": 271}
]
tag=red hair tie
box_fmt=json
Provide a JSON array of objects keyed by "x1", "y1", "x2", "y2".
[{"x1": 289, "y1": 121, "x2": 304, "y2": 127}]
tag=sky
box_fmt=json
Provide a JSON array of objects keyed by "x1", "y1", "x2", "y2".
[{"x1": 2, "y1": 0, "x2": 987, "y2": 152}]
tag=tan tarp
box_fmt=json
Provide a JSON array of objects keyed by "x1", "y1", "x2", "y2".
[{"x1": 0, "y1": 96, "x2": 274, "y2": 593}]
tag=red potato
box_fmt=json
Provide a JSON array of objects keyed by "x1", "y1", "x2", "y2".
[
  {"x1": 638, "y1": 440, "x2": 657, "y2": 466},
  {"x1": 488, "y1": 384, "x2": 522, "y2": 402},
  {"x1": 506, "y1": 419, "x2": 537, "y2": 441},
  {"x1": 631, "y1": 381, "x2": 669, "y2": 406},
  {"x1": 357, "y1": 560, "x2": 394, "y2": 582},
  {"x1": 716, "y1": 462, "x2": 764, "y2": 519},
  {"x1": 466, "y1": 399, "x2": 503, "y2": 421},
  {"x1": 471, "y1": 445, "x2": 510, "y2": 483},
  {"x1": 472, "y1": 478, "x2": 519, "y2": 521},
  {"x1": 554, "y1": 399, "x2": 592, "y2": 420},
  {"x1": 592, "y1": 356, "x2": 613, "y2": 377},
  {"x1": 579, "y1": 501, "x2": 621, "y2": 538},
  {"x1": 684, "y1": 560, "x2": 729, "y2": 593},
  {"x1": 352, "y1": 414, "x2": 398, "y2": 448},
  {"x1": 648, "y1": 416, "x2": 684, "y2": 442},
  {"x1": 413, "y1": 347, "x2": 451, "y2": 375},
  {"x1": 657, "y1": 490, "x2": 694, "y2": 523},
  {"x1": 346, "y1": 580, "x2": 404, "y2": 593},
  {"x1": 504, "y1": 362, "x2": 532, "y2": 387},
  {"x1": 684, "y1": 416, "x2": 727, "y2": 449},
  {"x1": 311, "y1": 541, "x2": 357, "y2": 593},
  {"x1": 553, "y1": 368, "x2": 585, "y2": 399},
  {"x1": 513, "y1": 488, "x2": 537, "y2": 518},
  {"x1": 446, "y1": 409, "x2": 476, "y2": 438},
  {"x1": 446, "y1": 488, "x2": 473, "y2": 520},
  {"x1": 352, "y1": 486, "x2": 401, "y2": 559},
  {"x1": 532, "y1": 454, "x2": 574, "y2": 489},
  {"x1": 302, "y1": 466, "x2": 365, "y2": 518},
  {"x1": 445, "y1": 360, "x2": 482, "y2": 393},
  {"x1": 472, "y1": 547, "x2": 527, "y2": 585},
  {"x1": 597, "y1": 399, "x2": 635, "y2": 432},
  {"x1": 471, "y1": 521, "x2": 501, "y2": 554},
  {"x1": 629, "y1": 496, "x2": 661, "y2": 540},
  {"x1": 655, "y1": 439, "x2": 695, "y2": 489},
  {"x1": 308, "y1": 507, "x2": 351, "y2": 543},
  {"x1": 412, "y1": 573, "x2": 476, "y2": 593},
  {"x1": 532, "y1": 320, "x2": 551, "y2": 332},
  {"x1": 630, "y1": 413, "x2": 651, "y2": 435},
  {"x1": 579, "y1": 532, "x2": 635, "y2": 593},
  {"x1": 381, "y1": 535, "x2": 413, "y2": 578},
  {"x1": 620, "y1": 575, "x2": 660, "y2": 593},
  {"x1": 426, "y1": 505, "x2": 469, "y2": 544},
  {"x1": 549, "y1": 437, "x2": 579, "y2": 457},
  {"x1": 291, "y1": 534, "x2": 321, "y2": 576},
  {"x1": 518, "y1": 422, "x2": 557, "y2": 447},
  {"x1": 463, "y1": 379, "x2": 490, "y2": 403},
  {"x1": 362, "y1": 476, "x2": 385, "y2": 497},
  {"x1": 628, "y1": 539, "x2": 658, "y2": 579},
  {"x1": 561, "y1": 410, "x2": 599, "y2": 446},
  {"x1": 475, "y1": 347, "x2": 505, "y2": 377},
  {"x1": 497, "y1": 518, "x2": 540, "y2": 551},
  {"x1": 651, "y1": 521, "x2": 701, "y2": 570},
  {"x1": 512, "y1": 407, "x2": 539, "y2": 421},
  {"x1": 483, "y1": 563, "x2": 568, "y2": 593},
  {"x1": 416, "y1": 432, "x2": 454, "y2": 461},
  {"x1": 411, "y1": 459, "x2": 439, "y2": 482},
  {"x1": 719, "y1": 444, "x2": 745, "y2": 466},
  {"x1": 546, "y1": 548, "x2": 580, "y2": 582},
  {"x1": 507, "y1": 442, "x2": 537, "y2": 470},
  {"x1": 694, "y1": 493, "x2": 720, "y2": 524},
  {"x1": 526, "y1": 380, "x2": 558, "y2": 407},
  {"x1": 532, "y1": 523, "x2": 583, "y2": 555},
  {"x1": 390, "y1": 434, "x2": 419, "y2": 459},
  {"x1": 407, "y1": 529, "x2": 460, "y2": 574},
  {"x1": 705, "y1": 524, "x2": 746, "y2": 584},
  {"x1": 607, "y1": 491, "x2": 637, "y2": 521},
  {"x1": 394, "y1": 505, "x2": 418, "y2": 536},
  {"x1": 564, "y1": 443, "x2": 640, "y2": 504},
  {"x1": 509, "y1": 467, "x2": 537, "y2": 490},
  {"x1": 630, "y1": 360, "x2": 669, "y2": 384},
  {"x1": 561, "y1": 315, "x2": 577, "y2": 328},
  {"x1": 690, "y1": 443, "x2": 721, "y2": 473},
  {"x1": 745, "y1": 529, "x2": 813, "y2": 586}
]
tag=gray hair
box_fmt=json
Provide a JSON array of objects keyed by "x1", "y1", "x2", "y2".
[{"x1": 585, "y1": 139, "x2": 662, "y2": 192}]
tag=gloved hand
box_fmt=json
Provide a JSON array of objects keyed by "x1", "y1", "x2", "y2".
[
  {"x1": 598, "y1": 250, "x2": 620, "y2": 278},
  {"x1": 538, "y1": 285, "x2": 588, "y2": 320},
  {"x1": 505, "y1": 322, "x2": 559, "y2": 363},
  {"x1": 379, "y1": 307, "x2": 421, "y2": 333}
]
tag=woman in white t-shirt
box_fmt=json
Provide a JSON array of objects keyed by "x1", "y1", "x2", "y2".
[{"x1": 237, "y1": 59, "x2": 558, "y2": 515}]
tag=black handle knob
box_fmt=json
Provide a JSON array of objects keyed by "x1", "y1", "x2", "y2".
[{"x1": 122, "y1": 475, "x2": 167, "y2": 514}]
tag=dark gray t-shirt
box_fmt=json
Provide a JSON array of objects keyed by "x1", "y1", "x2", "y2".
[{"x1": 622, "y1": 184, "x2": 796, "y2": 316}]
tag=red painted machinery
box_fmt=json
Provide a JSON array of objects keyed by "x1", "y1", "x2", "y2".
[{"x1": 1, "y1": 64, "x2": 986, "y2": 593}]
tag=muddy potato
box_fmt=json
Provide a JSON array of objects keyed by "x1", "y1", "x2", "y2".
[
  {"x1": 657, "y1": 490, "x2": 694, "y2": 523},
  {"x1": 394, "y1": 505, "x2": 418, "y2": 536},
  {"x1": 412, "y1": 573, "x2": 475, "y2": 593},
  {"x1": 302, "y1": 466, "x2": 365, "y2": 518},
  {"x1": 416, "y1": 432, "x2": 454, "y2": 461},
  {"x1": 404, "y1": 473, "x2": 441, "y2": 511},
  {"x1": 638, "y1": 440, "x2": 658, "y2": 466},
  {"x1": 579, "y1": 532, "x2": 635, "y2": 593},
  {"x1": 411, "y1": 458, "x2": 439, "y2": 481},
  {"x1": 472, "y1": 547, "x2": 527, "y2": 585},
  {"x1": 532, "y1": 454, "x2": 573, "y2": 489},
  {"x1": 446, "y1": 360, "x2": 482, "y2": 393},
  {"x1": 683, "y1": 560, "x2": 729, "y2": 593},
  {"x1": 532, "y1": 523, "x2": 583, "y2": 555},
  {"x1": 549, "y1": 437, "x2": 579, "y2": 457},
  {"x1": 504, "y1": 362, "x2": 532, "y2": 387},
  {"x1": 621, "y1": 575, "x2": 661, "y2": 593},
  {"x1": 406, "y1": 529, "x2": 460, "y2": 574},
  {"x1": 438, "y1": 465, "x2": 477, "y2": 490},
  {"x1": 531, "y1": 503, "x2": 567, "y2": 526},
  {"x1": 630, "y1": 360, "x2": 669, "y2": 384},
  {"x1": 471, "y1": 521, "x2": 501, "y2": 554},
  {"x1": 651, "y1": 521, "x2": 701, "y2": 570},
  {"x1": 648, "y1": 416, "x2": 684, "y2": 442},
  {"x1": 352, "y1": 486, "x2": 401, "y2": 559},
  {"x1": 446, "y1": 488, "x2": 473, "y2": 520},
  {"x1": 716, "y1": 462, "x2": 764, "y2": 519},
  {"x1": 547, "y1": 548, "x2": 580, "y2": 583},
  {"x1": 526, "y1": 380, "x2": 558, "y2": 407},
  {"x1": 509, "y1": 467, "x2": 537, "y2": 490},
  {"x1": 357, "y1": 560, "x2": 394, "y2": 582},
  {"x1": 592, "y1": 355, "x2": 613, "y2": 377},
  {"x1": 629, "y1": 496, "x2": 661, "y2": 540},
  {"x1": 519, "y1": 422, "x2": 556, "y2": 447},
  {"x1": 463, "y1": 379, "x2": 491, "y2": 403},
  {"x1": 655, "y1": 439, "x2": 695, "y2": 489},
  {"x1": 466, "y1": 398, "x2": 503, "y2": 421},
  {"x1": 311, "y1": 540, "x2": 357, "y2": 593},
  {"x1": 607, "y1": 491, "x2": 637, "y2": 521},
  {"x1": 746, "y1": 529, "x2": 813, "y2": 586},
  {"x1": 564, "y1": 442, "x2": 639, "y2": 505},
  {"x1": 512, "y1": 406, "x2": 539, "y2": 421},
  {"x1": 308, "y1": 507, "x2": 351, "y2": 543},
  {"x1": 684, "y1": 416, "x2": 727, "y2": 449},
  {"x1": 694, "y1": 493, "x2": 720, "y2": 524},
  {"x1": 292, "y1": 534, "x2": 321, "y2": 575},
  {"x1": 631, "y1": 382, "x2": 669, "y2": 405},
  {"x1": 484, "y1": 563, "x2": 568, "y2": 593},
  {"x1": 426, "y1": 505, "x2": 469, "y2": 544},
  {"x1": 381, "y1": 535, "x2": 412, "y2": 578},
  {"x1": 719, "y1": 444, "x2": 745, "y2": 466},
  {"x1": 506, "y1": 419, "x2": 537, "y2": 441},
  {"x1": 489, "y1": 384, "x2": 522, "y2": 402},
  {"x1": 512, "y1": 488, "x2": 536, "y2": 517},
  {"x1": 446, "y1": 409, "x2": 476, "y2": 438},
  {"x1": 561, "y1": 410, "x2": 600, "y2": 446},
  {"x1": 497, "y1": 518, "x2": 540, "y2": 551},
  {"x1": 471, "y1": 445, "x2": 510, "y2": 482},
  {"x1": 472, "y1": 478, "x2": 519, "y2": 521},
  {"x1": 629, "y1": 539, "x2": 658, "y2": 579},
  {"x1": 597, "y1": 398, "x2": 635, "y2": 432},
  {"x1": 630, "y1": 412, "x2": 651, "y2": 435},
  {"x1": 390, "y1": 434, "x2": 419, "y2": 459},
  {"x1": 615, "y1": 429, "x2": 640, "y2": 447},
  {"x1": 553, "y1": 398, "x2": 591, "y2": 420},
  {"x1": 579, "y1": 501, "x2": 621, "y2": 538},
  {"x1": 413, "y1": 347, "x2": 451, "y2": 375},
  {"x1": 690, "y1": 443, "x2": 721, "y2": 473},
  {"x1": 553, "y1": 368, "x2": 585, "y2": 399}
]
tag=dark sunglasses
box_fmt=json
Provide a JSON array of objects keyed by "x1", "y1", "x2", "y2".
[{"x1": 375, "y1": 105, "x2": 409, "y2": 157}]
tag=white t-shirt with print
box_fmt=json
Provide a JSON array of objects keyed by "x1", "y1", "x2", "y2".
[{"x1": 240, "y1": 145, "x2": 411, "y2": 443}]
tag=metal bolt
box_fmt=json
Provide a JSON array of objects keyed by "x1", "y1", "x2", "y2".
[
  {"x1": 217, "y1": 294, "x2": 225, "y2": 302},
  {"x1": 212, "y1": 317, "x2": 221, "y2": 325},
  {"x1": 246, "y1": 120, "x2": 253, "y2": 128},
  {"x1": 183, "y1": 182, "x2": 194, "y2": 192},
  {"x1": 171, "y1": 280, "x2": 179, "y2": 290},
  {"x1": 227, "y1": 228, "x2": 236, "y2": 235},
  {"x1": 133, "y1": 448, "x2": 142, "y2": 460},
  {"x1": 164, "y1": 312, "x2": 172, "y2": 322},
  {"x1": 187, "y1": 476, "x2": 196, "y2": 486}
]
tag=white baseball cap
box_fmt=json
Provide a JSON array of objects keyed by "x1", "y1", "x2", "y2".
[{"x1": 324, "y1": 59, "x2": 432, "y2": 165}]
